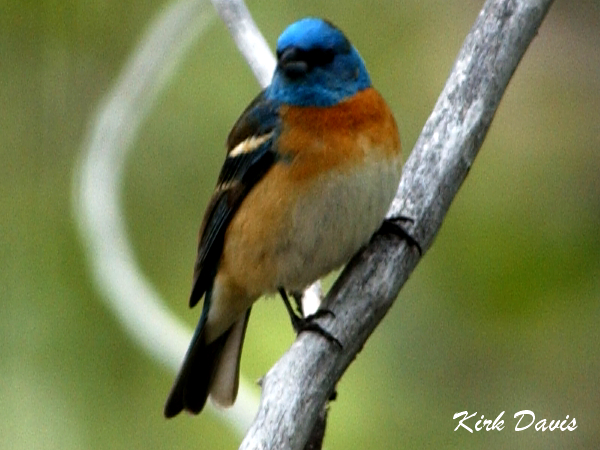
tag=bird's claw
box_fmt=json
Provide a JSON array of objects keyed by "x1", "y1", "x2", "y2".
[{"x1": 279, "y1": 288, "x2": 342, "y2": 349}]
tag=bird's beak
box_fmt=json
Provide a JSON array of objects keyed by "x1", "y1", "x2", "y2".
[{"x1": 278, "y1": 47, "x2": 308, "y2": 78}]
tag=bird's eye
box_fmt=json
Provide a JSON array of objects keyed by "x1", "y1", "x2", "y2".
[{"x1": 303, "y1": 48, "x2": 335, "y2": 68}]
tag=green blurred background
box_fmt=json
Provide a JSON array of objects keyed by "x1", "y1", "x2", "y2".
[{"x1": 2, "y1": 0, "x2": 599, "y2": 449}]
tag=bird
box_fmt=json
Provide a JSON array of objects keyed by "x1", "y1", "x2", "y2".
[{"x1": 164, "y1": 17, "x2": 418, "y2": 418}]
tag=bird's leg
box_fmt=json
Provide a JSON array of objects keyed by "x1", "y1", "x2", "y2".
[
  {"x1": 278, "y1": 288, "x2": 342, "y2": 348},
  {"x1": 376, "y1": 215, "x2": 422, "y2": 255},
  {"x1": 290, "y1": 291, "x2": 305, "y2": 317},
  {"x1": 290, "y1": 290, "x2": 336, "y2": 321}
]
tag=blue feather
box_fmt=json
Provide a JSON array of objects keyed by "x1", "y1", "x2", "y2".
[{"x1": 266, "y1": 18, "x2": 371, "y2": 107}]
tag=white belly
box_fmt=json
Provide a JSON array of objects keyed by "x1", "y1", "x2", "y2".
[{"x1": 275, "y1": 157, "x2": 402, "y2": 291}]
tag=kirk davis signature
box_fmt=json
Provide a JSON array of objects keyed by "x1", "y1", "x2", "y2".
[{"x1": 453, "y1": 410, "x2": 577, "y2": 432}]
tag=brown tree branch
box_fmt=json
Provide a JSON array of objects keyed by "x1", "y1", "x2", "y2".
[{"x1": 239, "y1": 0, "x2": 555, "y2": 448}]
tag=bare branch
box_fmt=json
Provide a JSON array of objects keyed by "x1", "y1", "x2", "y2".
[
  {"x1": 239, "y1": 0, "x2": 555, "y2": 449},
  {"x1": 72, "y1": 0, "x2": 259, "y2": 436}
]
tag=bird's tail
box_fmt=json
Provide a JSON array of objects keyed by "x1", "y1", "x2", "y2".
[{"x1": 164, "y1": 303, "x2": 251, "y2": 418}]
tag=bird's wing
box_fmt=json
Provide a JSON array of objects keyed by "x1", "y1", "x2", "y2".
[{"x1": 189, "y1": 90, "x2": 281, "y2": 307}]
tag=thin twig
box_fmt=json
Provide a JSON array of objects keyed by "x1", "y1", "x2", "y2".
[
  {"x1": 210, "y1": 0, "x2": 276, "y2": 88},
  {"x1": 211, "y1": 0, "x2": 326, "y2": 317}
]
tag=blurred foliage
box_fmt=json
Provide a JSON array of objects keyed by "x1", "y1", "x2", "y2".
[{"x1": 1, "y1": 0, "x2": 599, "y2": 449}]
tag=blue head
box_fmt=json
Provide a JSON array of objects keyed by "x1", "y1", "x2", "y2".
[{"x1": 265, "y1": 18, "x2": 371, "y2": 107}]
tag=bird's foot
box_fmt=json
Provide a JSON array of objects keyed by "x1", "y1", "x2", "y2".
[{"x1": 279, "y1": 288, "x2": 342, "y2": 348}]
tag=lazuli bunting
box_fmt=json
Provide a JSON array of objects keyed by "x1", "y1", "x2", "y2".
[{"x1": 164, "y1": 17, "x2": 416, "y2": 418}]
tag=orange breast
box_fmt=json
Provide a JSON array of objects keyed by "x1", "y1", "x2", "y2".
[
  {"x1": 277, "y1": 87, "x2": 401, "y2": 181},
  {"x1": 216, "y1": 87, "x2": 402, "y2": 299}
]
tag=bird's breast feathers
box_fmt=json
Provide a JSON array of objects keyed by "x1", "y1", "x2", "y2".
[
  {"x1": 218, "y1": 87, "x2": 402, "y2": 296},
  {"x1": 277, "y1": 87, "x2": 400, "y2": 170}
]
